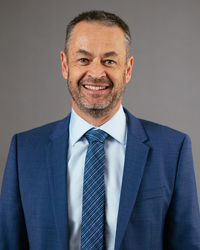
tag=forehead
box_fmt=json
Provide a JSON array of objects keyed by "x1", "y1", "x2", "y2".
[{"x1": 68, "y1": 21, "x2": 126, "y2": 55}]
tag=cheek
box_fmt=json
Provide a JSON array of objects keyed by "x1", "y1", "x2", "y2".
[
  {"x1": 69, "y1": 68, "x2": 87, "y2": 83},
  {"x1": 107, "y1": 70, "x2": 125, "y2": 86}
]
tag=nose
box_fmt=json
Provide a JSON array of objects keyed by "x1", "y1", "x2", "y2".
[{"x1": 86, "y1": 61, "x2": 106, "y2": 79}]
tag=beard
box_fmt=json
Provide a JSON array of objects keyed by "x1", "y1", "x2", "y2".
[{"x1": 67, "y1": 73, "x2": 126, "y2": 118}]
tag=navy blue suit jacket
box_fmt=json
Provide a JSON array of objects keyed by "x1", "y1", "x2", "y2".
[{"x1": 1, "y1": 109, "x2": 200, "y2": 249}]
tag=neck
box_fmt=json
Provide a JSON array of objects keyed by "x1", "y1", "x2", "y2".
[{"x1": 72, "y1": 103, "x2": 121, "y2": 127}]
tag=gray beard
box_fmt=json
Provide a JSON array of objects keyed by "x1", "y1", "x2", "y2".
[
  {"x1": 67, "y1": 74, "x2": 126, "y2": 119},
  {"x1": 77, "y1": 90, "x2": 125, "y2": 118}
]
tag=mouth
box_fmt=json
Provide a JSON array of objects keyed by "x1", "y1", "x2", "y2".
[{"x1": 83, "y1": 85, "x2": 109, "y2": 90}]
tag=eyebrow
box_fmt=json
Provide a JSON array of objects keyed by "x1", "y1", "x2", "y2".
[
  {"x1": 76, "y1": 49, "x2": 93, "y2": 57},
  {"x1": 103, "y1": 51, "x2": 119, "y2": 58},
  {"x1": 76, "y1": 49, "x2": 119, "y2": 58}
]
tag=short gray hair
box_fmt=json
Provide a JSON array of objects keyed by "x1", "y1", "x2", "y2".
[{"x1": 64, "y1": 10, "x2": 131, "y2": 61}]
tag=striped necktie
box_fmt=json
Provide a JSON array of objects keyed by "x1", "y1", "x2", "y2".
[{"x1": 81, "y1": 129, "x2": 108, "y2": 250}]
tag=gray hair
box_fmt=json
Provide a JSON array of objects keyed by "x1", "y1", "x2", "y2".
[{"x1": 64, "y1": 10, "x2": 131, "y2": 61}]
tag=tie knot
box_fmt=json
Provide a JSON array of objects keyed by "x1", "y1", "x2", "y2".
[{"x1": 85, "y1": 129, "x2": 108, "y2": 143}]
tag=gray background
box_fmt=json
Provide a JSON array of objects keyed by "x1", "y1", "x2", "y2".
[{"x1": 0, "y1": 0, "x2": 200, "y2": 203}]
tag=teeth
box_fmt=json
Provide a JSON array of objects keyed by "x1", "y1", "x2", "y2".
[{"x1": 84, "y1": 85, "x2": 107, "y2": 90}]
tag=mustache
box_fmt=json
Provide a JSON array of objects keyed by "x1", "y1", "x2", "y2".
[{"x1": 79, "y1": 76, "x2": 113, "y2": 86}]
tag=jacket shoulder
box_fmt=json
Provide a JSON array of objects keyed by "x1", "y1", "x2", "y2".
[
  {"x1": 124, "y1": 108, "x2": 187, "y2": 144},
  {"x1": 124, "y1": 108, "x2": 186, "y2": 141},
  {"x1": 139, "y1": 119, "x2": 185, "y2": 137},
  {"x1": 138, "y1": 118, "x2": 190, "y2": 151},
  {"x1": 14, "y1": 114, "x2": 71, "y2": 145}
]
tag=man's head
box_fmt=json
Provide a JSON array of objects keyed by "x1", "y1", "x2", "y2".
[
  {"x1": 64, "y1": 10, "x2": 132, "y2": 62},
  {"x1": 60, "y1": 10, "x2": 134, "y2": 126}
]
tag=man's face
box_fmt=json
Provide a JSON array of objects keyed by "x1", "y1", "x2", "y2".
[{"x1": 61, "y1": 21, "x2": 133, "y2": 121}]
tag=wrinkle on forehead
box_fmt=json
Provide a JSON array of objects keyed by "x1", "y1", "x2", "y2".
[{"x1": 68, "y1": 21, "x2": 126, "y2": 60}]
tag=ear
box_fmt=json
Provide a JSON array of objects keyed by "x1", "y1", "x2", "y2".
[
  {"x1": 125, "y1": 55, "x2": 134, "y2": 84},
  {"x1": 60, "y1": 51, "x2": 68, "y2": 80}
]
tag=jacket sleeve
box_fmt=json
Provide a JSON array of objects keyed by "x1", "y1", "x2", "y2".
[
  {"x1": 0, "y1": 135, "x2": 29, "y2": 250},
  {"x1": 164, "y1": 134, "x2": 200, "y2": 249}
]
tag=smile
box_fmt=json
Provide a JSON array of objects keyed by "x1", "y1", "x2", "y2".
[{"x1": 84, "y1": 85, "x2": 108, "y2": 90}]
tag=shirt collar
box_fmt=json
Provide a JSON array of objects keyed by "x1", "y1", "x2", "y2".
[{"x1": 69, "y1": 105, "x2": 127, "y2": 146}]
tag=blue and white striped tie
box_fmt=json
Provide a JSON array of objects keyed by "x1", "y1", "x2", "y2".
[{"x1": 81, "y1": 129, "x2": 108, "y2": 250}]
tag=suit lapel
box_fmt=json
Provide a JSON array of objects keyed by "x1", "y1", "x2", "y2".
[
  {"x1": 115, "y1": 109, "x2": 149, "y2": 250},
  {"x1": 46, "y1": 114, "x2": 71, "y2": 250}
]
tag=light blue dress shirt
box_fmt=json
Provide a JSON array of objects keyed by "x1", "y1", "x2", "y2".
[{"x1": 67, "y1": 105, "x2": 127, "y2": 250}]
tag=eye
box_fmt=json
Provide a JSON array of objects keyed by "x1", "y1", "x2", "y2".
[
  {"x1": 104, "y1": 60, "x2": 115, "y2": 65},
  {"x1": 79, "y1": 58, "x2": 89, "y2": 63}
]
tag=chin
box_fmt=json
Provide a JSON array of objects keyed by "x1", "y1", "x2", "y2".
[{"x1": 80, "y1": 101, "x2": 118, "y2": 119}]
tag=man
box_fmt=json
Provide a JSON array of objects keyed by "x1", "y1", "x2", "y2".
[{"x1": 0, "y1": 10, "x2": 200, "y2": 250}]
